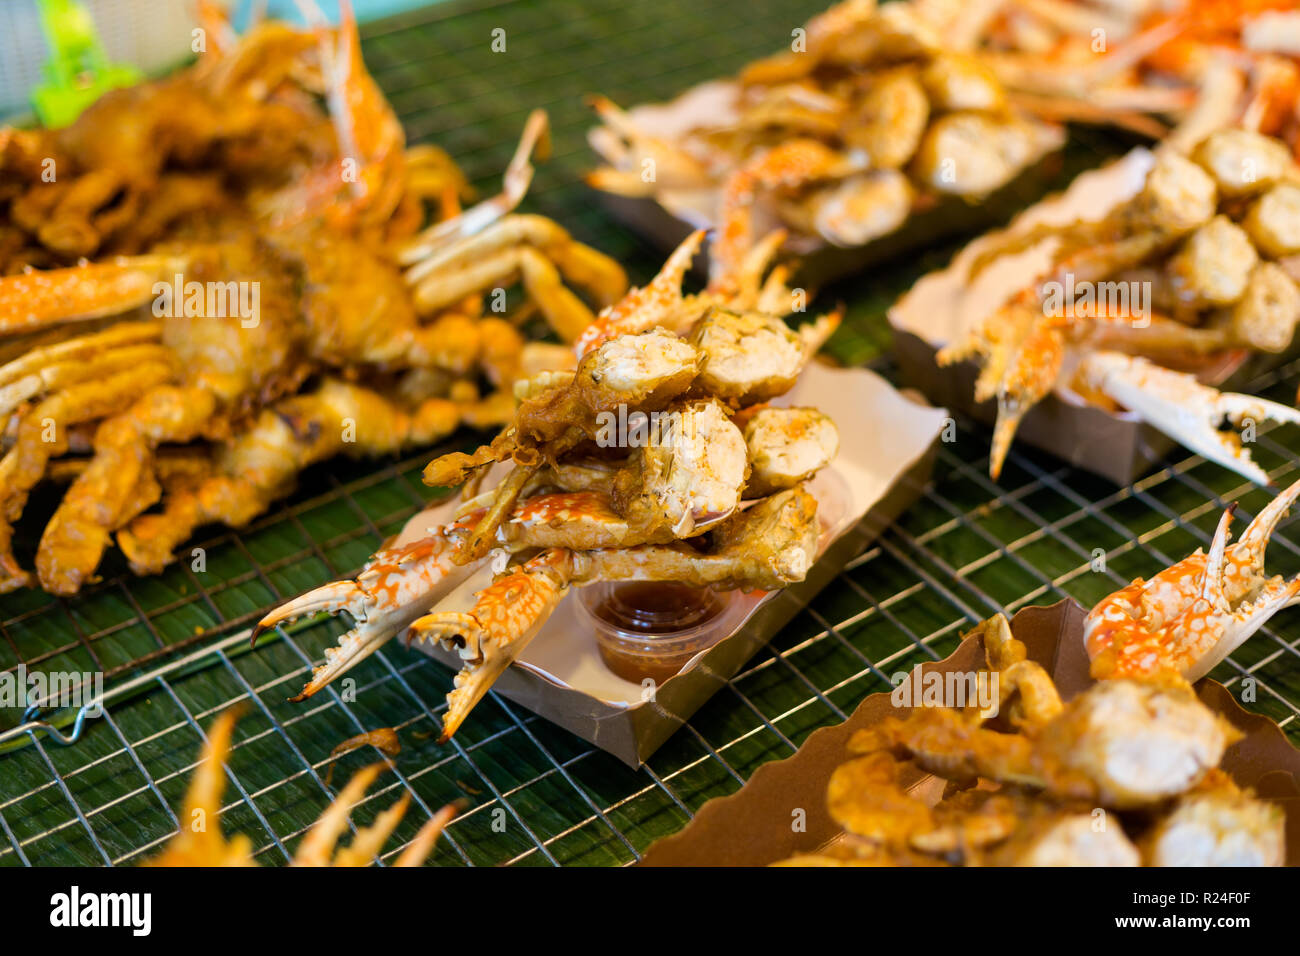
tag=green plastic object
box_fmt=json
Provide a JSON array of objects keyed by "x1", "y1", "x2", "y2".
[{"x1": 30, "y1": 0, "x2": 142, "y2": 128}]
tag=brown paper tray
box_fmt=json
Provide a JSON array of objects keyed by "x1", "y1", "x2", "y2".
[{"x1": 639, "y1": 598, "x2": 1300, "y2": 865}]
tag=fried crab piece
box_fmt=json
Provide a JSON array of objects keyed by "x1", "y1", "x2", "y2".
[
  {"x1": 982, "y1": 812, "x2": 1141, "y2": 867},
  {"x1": 1167, "y1": 214, "x2": 1258, "y2": 308},
  {"x1": 1084, "y1": 477, "x2": 1300, "y2": 682},
  {"x1": 610, "y1": 398, "x2": 750, "y2": 538},
  {"x1": 1191, "y1": 128, "x2": 1297, "y2": 199},
  {"x1": 911, "y1": 112, "x2": 1061, "y2": 197},
  {"x1": 709, "y1": 139, "x2": 860, "y2": 289},
  {"x1": 1031, "y1": 679, "x2": 1239, "y2": 809},
  {"x1": 427, "y1": 327, "x2": 702, "y2": 487},
  {"x1": 825, "y1": 750, "x2": 1022, "y2": 861},
  {"x1": 252, "y1": 522, "x2": 483, "y2": 701},
  {"x1": 1226, "y1": 262, "x2": 1300, "y2": 352},
  {"x1": 1143, "y1": 785, "x2": 1286, "y2": 867},
  {"x1": 689, "y1": 307, "x2": 809, "y2": 403},
  {"x1": 148, "y1": 710, "x2": 458, "y2": 867},
  {"x1": 866, "y1": 614, "x2": 1239, "y2": 809},
  {"x1": 740, "y1": 406, "x2": 840, "y2": 497},
  {"x1": 451, "y1": 398, "x2": 751, "y2": 549},
  {"x1": 1072, "y1": 351, "x2": 1300, "y2": 486},
  {"x1": 572, "y1": 229, "x2": 707, "y2": 357},
  {"x1": 1243, "y1": 183, "x2": 1300, "y2": 258},
  {"x1": 780, "y1": 169, "x2": 915, "y2": 248}
]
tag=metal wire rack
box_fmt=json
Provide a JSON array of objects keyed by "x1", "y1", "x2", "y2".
[{"x1": 3, "y1": 0, "x2": 1300, "y2": 867}]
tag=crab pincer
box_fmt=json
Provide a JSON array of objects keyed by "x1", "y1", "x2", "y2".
[
  {"x1": 1085, "y1": 477, "x2": 1300, "y2": 682},
  {"x1": 407, "y1": 549, "x2": 576, "y2": 742},
  {"x1": 252, "y1": 530, "x2": 481, "y2": 701}
]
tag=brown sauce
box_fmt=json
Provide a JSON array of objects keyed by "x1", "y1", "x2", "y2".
[{"x1": 591, "y1": 582, "x2": 730, "y2": 685}]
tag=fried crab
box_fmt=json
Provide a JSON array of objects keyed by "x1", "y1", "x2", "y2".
[
  {"x1": 940, "y1": 128, "x2": 1300, "y2": 482},
  {"x1": 1085, "y1": 477, "x2": 1300, "y2": 683},
  {"x1": 776, "y1": 613, "x2": 1285, "y2": 867},
  {"x1": 0, "y1": 4, "x2": 626, "y2": 594},
  {"x1": 586, "y1": 0, "x2": 1063, "y2": 277},
  {"x1": 956, "y1": 0, "x2": 1300, "y2": 154},
  {"x1": 255, "y1": 230, "x2": 842, "y2": 742}
]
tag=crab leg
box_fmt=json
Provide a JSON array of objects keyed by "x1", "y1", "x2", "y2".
[
  {"x1": 409, "y1": 548, "x2": 573, "y2": 742},
  {"x1": 571, "y1": 229, "x2": 705, "y2": 357},
  {"x1": 252, "y1": 530, "x2": 484, "y2": 701},
  {"x1": 0, "y1": 255, "x2": 187, "y2": 336},
  {"x1": 1075, "y1": 350, "x2": 1300, "y2": 486},
  {"x1": 397, "y1": 109, "x2": 550, "y2": 265}
]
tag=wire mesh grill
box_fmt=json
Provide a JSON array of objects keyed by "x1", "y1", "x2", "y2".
[{"x1": 3, "y1": 0, "x2": 1300, "y2": 867}]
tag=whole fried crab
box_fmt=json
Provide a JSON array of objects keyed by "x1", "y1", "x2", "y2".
[{"x1": 0, "y1": 3, "x2": 627, "y2": 594}]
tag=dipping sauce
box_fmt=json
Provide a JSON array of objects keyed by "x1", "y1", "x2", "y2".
[{"x1": 580, "y1": 582, "x2": 741, "y2": 685}]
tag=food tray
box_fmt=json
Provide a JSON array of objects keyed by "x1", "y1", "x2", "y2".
[{"x1": 889, "y1": 147, "x2": 1300, "y2": 486}]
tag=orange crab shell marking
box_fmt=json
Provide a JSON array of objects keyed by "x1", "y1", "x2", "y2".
[
  {"x1": 511, "y1": 491, "x2": 619, "y2": 525},
  {"x1": 468, "y1": 550, "x2": 572, "y2": 645},
  {"x1": 363, "y1": 533, "x2": 466, "y2": 608}
]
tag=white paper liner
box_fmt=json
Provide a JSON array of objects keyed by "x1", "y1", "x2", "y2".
[{"x1": 391, "y1": 361, "x2": 948, "y2": 709}]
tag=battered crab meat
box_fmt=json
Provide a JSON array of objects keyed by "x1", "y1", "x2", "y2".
[
  {"x1": 1168, "y1": 215, "x2": 1258, "y2": 308},
  {"x1": 911, "y1": 113, "x2": 1052, "y2": 197},
  {"x1": 1144, "y1": 789, "x2": 1286, "y2": 867},
  {"x1": 1193, "y1": 128, "x2": 1295, "y2": 198},
  {"x1": 987, "y1": 814, "x2": 1141, "y2": 867},
  {"x1": 1226, "y1": 262, "x2": 1300, "y2": 353},
  {"x1": 593, "y1": 328, "x2": 700, "y2": 396},
  {"x1": 690, "y1": 308, "x2": 805, "y2": 403},
  {"x1": 1038, "y1": 680, "x2": 1237, "y2": 809},
  {"x1": 616, "y1": 398, "x2": 749, "y2": 537},
  {"x1": 920, "y1": 54, "x2": 1006, "y2": 113},
  {"x1": 1243, "y1": 183, "x2": 1300, "y2": 259},
  {"x1": 800, "y1": 170, "x2": 914, "y2": 247},
  {"x1": 743, "y1": 406, "x2": 839, "y2": 496},
  {"x1": 843, "y1": 71, "x2": 930, "y2": 169},
  {"x1": 1131, "y1": 150, "x2": 1217, "y2": 236}
]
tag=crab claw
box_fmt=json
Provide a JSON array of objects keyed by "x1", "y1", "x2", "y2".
[
  {"x1": 408, "y1": 549, "x2": 573, "y2": 742},
  {"x1": 938, "y1": 301, "x2": 1065, "y2": 481},
  {"x1": 1085, "y1": 478, "x2": 1300, "y2": 682},
  {"x1": 1076, "y1": 351, "x2": 1300, "y2": 486},
  {"x1": 398, "y1": 109, "x2": 549, "y2": 266},
  {"x1": 252, "y1": 532, "x2": 480, "y2": 701}
]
